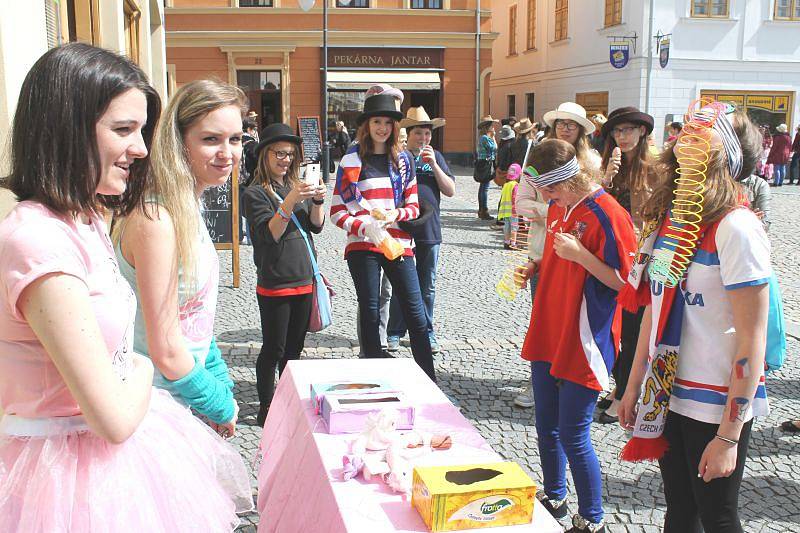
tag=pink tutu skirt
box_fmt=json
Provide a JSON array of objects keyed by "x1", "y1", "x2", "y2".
[{"x1": 0, "y1": 388, "x2": 253, "y2": 532}]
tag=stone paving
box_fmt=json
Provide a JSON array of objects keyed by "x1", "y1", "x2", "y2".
[{"x1": 218, "y1": 174, "x2": 800, "y2": 532}]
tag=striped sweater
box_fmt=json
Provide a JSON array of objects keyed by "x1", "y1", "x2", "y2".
[{"x1": 330, "y1": 148, "x2": 419, "y2": 258}]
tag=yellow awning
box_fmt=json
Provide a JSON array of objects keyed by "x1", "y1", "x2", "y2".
[{"x1": 326, "y1": 71, "x2": 440, "y2": 90}]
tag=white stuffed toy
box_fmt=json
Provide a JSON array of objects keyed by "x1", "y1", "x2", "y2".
[{"x1": 341, "y1": 409, "x2": 452, "y2": 496}]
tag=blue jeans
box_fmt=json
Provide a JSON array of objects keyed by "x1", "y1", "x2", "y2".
[
  {"x1": 388, "y1": 243, "x2": 440, "y2": 339},
  {"x1": 774, "y1": 163, "x2": 787, "y2": 186},
  {"x1": 347, "y1": 251, "x2": 435, "y2": 381},
  {"x1": 790, "y1": 153, "x2": 800, "y2": 183},
  {"x1": 478, "y1": 181, "x2": 490, "y2": 211},
  {"x1": 531, "y1": 361, "x2": 603, "y2": 524}
]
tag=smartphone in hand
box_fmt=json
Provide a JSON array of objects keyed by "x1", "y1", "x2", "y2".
[{"x1": 302, "y1": 163, "x2": 321, "y2": 186}]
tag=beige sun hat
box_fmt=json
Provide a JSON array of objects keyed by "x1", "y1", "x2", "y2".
[
  {"x1": 776, "y1": 123, "x2": 788, "y2": 133},
  {"x1": 400, "y1": 106, "x2": 446, "y2": 130},
  {"x1": 478, "y1": 115, "x2": 500, "y2": 128},
  {"x1": 543, "y1": 102, "x2": 596, "y2": 134},
  {"x1": 515, "y1": 118, "x2": 535, "y2": 134}
]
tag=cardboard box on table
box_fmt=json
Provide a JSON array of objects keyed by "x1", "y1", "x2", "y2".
[
  {"x1": 412, "y1": 462, "x2": 536, "y2": 532},
  {"x1": 310, "y1": 380, "x2": 394, "y2": 414},
  {"x1": 320, "y1": 391, "x2": 415, "y2": 433}
]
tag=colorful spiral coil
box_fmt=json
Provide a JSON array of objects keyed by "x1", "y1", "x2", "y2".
[{"x1": 648, "y1": 99, "x2": 723, "y2": 287}]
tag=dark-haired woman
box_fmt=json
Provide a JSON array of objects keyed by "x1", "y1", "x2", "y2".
[
  {"x1": 0, "y1": 43, "x2": 244, "y2": 531},
  {"x1": 242, "y1": 123, "x2": 326, "y2": 426},
  {"x1": 595, "y1": 107, "x2": 656, "y2": 424},
  {"x1": 330, "y1": 92, "x2": 435, "y2": 381},
  {"x1": 619, "y1": 105, "x2": 771, "y2": 533}
]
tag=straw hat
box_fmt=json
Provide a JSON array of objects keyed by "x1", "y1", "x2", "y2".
[
  {"x1": 776, "y1": 123, "x2": 788, "y2": 133},
  {"x1": 543, "y1": 102, "x2": 595, "y2": 134},
  {"x1": 515, "y1": 118, "x2": 535, "y2": 135},
  {"x1": 399, "y1": 106, "x2": 446, "y2": 130},
  {"x1": 478, "y1": 115, "x2": 500, "y2": 128}
]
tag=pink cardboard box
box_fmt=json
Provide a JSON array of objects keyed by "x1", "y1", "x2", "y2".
[
  {"x1": 321, "y1": 391, "x2": 416, "y2": 434},
  {"x1": 310, "y1": 380, "x2": 393, "y2": 414}
]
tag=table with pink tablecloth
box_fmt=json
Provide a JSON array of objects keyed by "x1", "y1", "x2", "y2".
[{"x1": 256, "y1": 358, "x2": 561, "y2": 533}]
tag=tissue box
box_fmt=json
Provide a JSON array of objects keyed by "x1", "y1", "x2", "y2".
[
  {"x1": 412, "y1": 462, "x2": 536, "y2": 532},
  {"x1": 310, "y1": 381, "x2": 393, "y2": 414},
  {"x1": 321, "y1": 392, "x2": 415, "y2": 434}
]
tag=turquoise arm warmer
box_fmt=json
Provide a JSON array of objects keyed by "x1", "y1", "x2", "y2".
[
  {"x1": 204, "y1": 337, "x2": 234, "y2": 392},
  {"x1": 164, "y1": 357, "x2": 235, "y2": 424}
]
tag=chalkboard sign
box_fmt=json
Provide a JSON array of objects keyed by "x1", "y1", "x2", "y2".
[
  {"x1": 201, "y1": 177, "x2": 233, "y2": 244},
  {"x1": 200, "y1": 169, "x2": 241, "y2": 288},
  {"x1": 297, "y1": 115, "x2": 322, "y2": 164}
]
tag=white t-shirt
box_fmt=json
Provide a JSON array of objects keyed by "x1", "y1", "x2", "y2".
[{"x1": 649, "y1": 208, "x2": 772, "y2": 424}]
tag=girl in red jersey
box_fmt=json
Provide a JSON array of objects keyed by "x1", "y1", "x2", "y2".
[{"x1": 518, "y1": 139, "x2": 637, "y2": 533}]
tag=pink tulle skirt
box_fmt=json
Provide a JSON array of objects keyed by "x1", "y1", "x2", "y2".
[{"x1": 0, "y1": 389, "x2": 253, "y2": 532}]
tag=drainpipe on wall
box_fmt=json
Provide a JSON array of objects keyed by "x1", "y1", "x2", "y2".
[
  {"x1": 644, "y1": 0, "x2": 655, "y2": 114},
  {"x1": 475, "y1": 0, "x2": 481, "y2": 155}
]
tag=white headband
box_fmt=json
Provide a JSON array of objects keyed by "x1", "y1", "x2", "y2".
[{"x1": 523, "y1": 156, "x2": 580, "y2": 188}]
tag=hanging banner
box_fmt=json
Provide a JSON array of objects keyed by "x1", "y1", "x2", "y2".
[
  {"x1": 610, "y1": 42, "x2": 630, "y2": 69},
  {"x1": 659, "y1": 37, "x2": 671, "y2": 68}
]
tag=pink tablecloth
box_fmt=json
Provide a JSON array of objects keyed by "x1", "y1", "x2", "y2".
[{"x1": 257, "y1": 359, "x2": 561, "y2": 533}]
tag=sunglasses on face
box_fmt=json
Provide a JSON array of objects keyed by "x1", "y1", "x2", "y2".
[{"x1": 269, "y1": 149, "x2": 296, "y2": 160}]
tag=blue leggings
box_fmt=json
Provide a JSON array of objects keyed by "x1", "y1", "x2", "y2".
[{"x1": 531, "y1": 361, "x2": 603, "y2": 523}]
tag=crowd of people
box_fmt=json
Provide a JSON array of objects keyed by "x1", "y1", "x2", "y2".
[{"x1": 0, "y1": 42, "x2": 792, "y2": 533}]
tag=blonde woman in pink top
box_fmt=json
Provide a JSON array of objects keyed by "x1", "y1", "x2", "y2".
[{"x1": 0, "y1": 44, "x2": 248, "y2": 531}]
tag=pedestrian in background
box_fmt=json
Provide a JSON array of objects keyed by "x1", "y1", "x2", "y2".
[
  {"x1": 476, "y1": 115, "x2": 498, "y2": 220},
  {"x1": 666, "y1": 121, "x2": 682, "y2": 143},
  {"x1": 0, "y1": 43, "x2": 248, "y2": 531},
  {"x1": 331, "y1": 92, "x2": 436, "y2": 381},
  {"x1": 519, "y1": 139, "x2": 637, "y2": 532},
  {"x1": 756, "y1": 125, "x2": 773, "y2": 180},
  {"x1": 242, "y1": 123, "x2": 326, "y2": 426},
  {"x1": 597, "y1": 106, "x2": 656, "y2": 425},
  {"x1": 619, "y1": 105, "x2": 769, "y2": 533},
  {"x1": 495, "y1": 124, "x2": 516, "y2": 184},
  {"x1": 768, "y1": 123, "x2": 792, "y2": 187},
  {"x1": 590, "y1": 114, "x2": 607, "y2": 152},
  {"x1": 789, "y1": 124, "x2": 800, "y2": 184},
  {"x1": 387, "y1": 106, "x2": 455, "y2": 354}
]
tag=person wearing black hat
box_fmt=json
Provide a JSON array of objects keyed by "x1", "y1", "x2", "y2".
[
  {"x1": 330, "y1": 92, "x2": 436, "y2": 382},
  {"x1": 241, "y1": 122, "x2": 327, "y2": 426},
  {"x1": 596, "y1": 106, "x2": 656, "y2": 425}
]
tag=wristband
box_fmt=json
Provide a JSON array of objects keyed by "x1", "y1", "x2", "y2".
[
  {"x1": 312, "y1": 198, "x2": 325, "y2": 205},
  {"x1": 277, "y1": 204, "x2": 291, "y2": 221},
  {"x1": 715, "y1": 434, "x2": 738, "y2": 446}
]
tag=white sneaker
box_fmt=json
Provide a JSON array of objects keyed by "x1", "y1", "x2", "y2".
[{"x1": 514, "y1": 387, "x2": 534, "y2": 408}]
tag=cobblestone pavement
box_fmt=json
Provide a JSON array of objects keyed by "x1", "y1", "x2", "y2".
[{"x1": 219, "y1": 174, "x2": 800, "y2": 532}]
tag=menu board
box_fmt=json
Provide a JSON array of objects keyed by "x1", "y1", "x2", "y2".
[
  {"x1": 199, "y1": 170, "x2": 241, "y2": 288},
  {"x1": 297, "y1": 115, "x2": 322, "y2": 164},
  {"x1": 201, "y1": 177, "x2": 233, "y2": 244}
]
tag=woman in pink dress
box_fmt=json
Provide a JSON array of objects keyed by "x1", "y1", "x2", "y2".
[
  {"x1": 0, "y1": 43, "x2": 248, "y2": 531},
  {"x1": 756, "y1": 125, "x2": 773, "y2": 180}
]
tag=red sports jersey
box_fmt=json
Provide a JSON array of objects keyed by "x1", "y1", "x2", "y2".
[{"x1": 521, "y1": 188, "x2": 637, "y2": 391}]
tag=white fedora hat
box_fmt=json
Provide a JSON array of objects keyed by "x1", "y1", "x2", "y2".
[{"x1": 543, "y1": 102, "x2": 596, "y2": 135}]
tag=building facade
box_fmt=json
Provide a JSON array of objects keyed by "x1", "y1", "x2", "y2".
[
  {"x1": 165, "y1": 0, "x2": 496, "y2": 160},
  {"x1": 490, "y1": 0, "x2": 800, "y2": 143},
  {"x1": 0, "y1": 1, "x2": 168, "y2": 155}
]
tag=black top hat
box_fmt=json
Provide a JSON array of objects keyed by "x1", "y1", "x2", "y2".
[
  {"x1": 601, "y1": 107, "x2": 655, "y2": 138},
  {"x1": 256, "y1": 123, "x2": 302, "y2": 155},
  {"x1": 357, "y1": 93, "x2": 403, "y2": 125}
]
